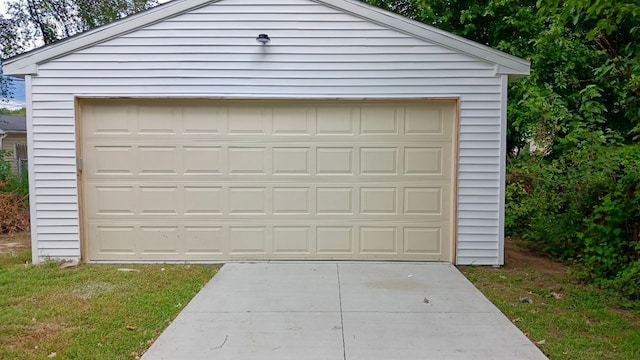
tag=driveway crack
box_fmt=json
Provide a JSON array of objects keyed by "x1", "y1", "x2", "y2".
[{"x1": 336, "y1": 264, "x2": 346, "y2": 360}]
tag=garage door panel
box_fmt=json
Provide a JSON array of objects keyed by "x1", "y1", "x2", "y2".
[
  {"x1": 139, "y1": 186, "x2": 179, "y2": 215},
  {"x1": 184, "y1": 226, "x2": 225, "y2": 255},
  {"x1": 183, "y1": 146, "x2": 222, "y2": 175},
  {"x1": 91, "y1": 146, "x2": 134, "y2": 175},
  {"x1": 87, "y1": 222, "x2": 451, "y2": 261},
  {"x1": 403, "y1": 227, "x2": 442, "y2": 254},
  {"x1": 137, "y1": 105, "x2": 179, "y2": 135},
  {"x1": 85, "y1": 144, "x2": 452, "y2": 179},
  {"x1": 140, "y1": 226, "x2": 180, "y2": 254},
  {"x1": 359, "y1": 227, "x2": 398, "y2": 254},
  {"x1": 83, "y1": 99, "x2": 455, "y2": 261},
  {"x1": 85, "y1": 182, "x2": 451, "y2": 220},
  {"x1": 273, "y1": 226, "x2": 312, "y2": 254},
  {"x1": 360, "y1": 106, "x2": 401, "y2": 135},
  {"x1": 273, "y1": 147, "x2": 311, "y2": 175},
  {"x1": 316, "y1": 106, "x2": 358, "y2": 135},
  {"x1": 229, "y1": 226, "x2": 268, "y2": 254},
  {"x1": 273, "y1": 187, "x2": 311, "y2": 214},
  {"x1": 184, "y1": 186, "x2": 223, "y2": 215},
  {"x1": 360, "y1": 147, "x2": 398, "y2": 175},
  {"x1": 359, "y1": 187, "x2": 397, "y2": 215},
  {"x1": 316, "y1": 147, "x2": 353, "y2": 175},
  {"x1": 181, "y1": 106, "x2": 223, "y2": 135},
  {"x1": 272, "y1": 107, "x2": 313, "y2": 135}
]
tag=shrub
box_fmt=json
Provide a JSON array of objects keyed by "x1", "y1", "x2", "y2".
[
  {"x1": 0, "y1": 150, "x2": 30, "y2": 235},
  {"x1": 506, "y1": 144, "x2": 640, "y2": 299}
]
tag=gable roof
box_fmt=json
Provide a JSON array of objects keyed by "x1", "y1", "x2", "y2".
[
  {"x1": 0, "y1": 115, "x2": 27, "y2": 133},
  {"x1": 2, "y1": 0, "x2": 530, "y2": 77}
]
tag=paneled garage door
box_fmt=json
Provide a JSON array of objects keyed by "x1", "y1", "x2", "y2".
[{"x1": 80, "y1": 99, "x2": 456, "y2": 261}]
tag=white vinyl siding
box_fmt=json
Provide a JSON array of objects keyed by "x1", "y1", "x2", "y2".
[{"x1": 28, "y1": 0, "x2": 505, "y2": 264}]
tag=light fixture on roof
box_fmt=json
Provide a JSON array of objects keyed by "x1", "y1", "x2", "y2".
[{"x1": 256, "y1": 34, "x2": 271, "y2": 44}]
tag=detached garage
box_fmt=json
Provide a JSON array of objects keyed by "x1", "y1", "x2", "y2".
[{"x1": 3, "y1": 0, "x2": 529, "y2": 265}]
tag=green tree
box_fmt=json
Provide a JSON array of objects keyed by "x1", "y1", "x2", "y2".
[{"x1": 0, "y1": 0, "x2": 158, "y2": 99}]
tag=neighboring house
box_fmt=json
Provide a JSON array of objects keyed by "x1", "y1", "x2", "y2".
[
  {"x1": 3, "y1": 0, "x2": 530, "y2": 265},
  {"x1": 0, "y1": 115, "x2": 28, "y2": 176}
]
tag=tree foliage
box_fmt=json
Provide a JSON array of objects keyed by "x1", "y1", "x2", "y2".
[
  {"x1": 0, "y1": 0, "x2": 158, "y2": 98},
  {"x1": 365, "y1": 0, "x2": 640, "y2": 299}
]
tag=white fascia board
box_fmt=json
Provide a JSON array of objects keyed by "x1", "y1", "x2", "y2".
[
  {"x1": 316, "y1": 0, "x2": 530, "y2": 75},
  {"x1": 3, "y1": 0, "x2": 215, "y2": 76}
]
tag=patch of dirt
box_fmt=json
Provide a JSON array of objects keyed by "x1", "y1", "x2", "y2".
[
  {"x1": 0, "y1": 233, "x2": 30, "y2": 254},
  {"x1": 503, "y1": 237, "x2": 567, "y2": 275},
  {"x1": 1, "y1": 321, "x2": 67, "y2": 354},
  {"x1": 73, "y1": 281, "x2": 116, "y2": 300}
]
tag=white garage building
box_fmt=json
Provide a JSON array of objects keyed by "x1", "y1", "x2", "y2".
[{"x1": 4, "y1": 0, "x2": 529, "y2": 265}]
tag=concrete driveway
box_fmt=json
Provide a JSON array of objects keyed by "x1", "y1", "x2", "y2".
[{"x1": 142, "y1": 262, "x2": 547, "y2": 360}]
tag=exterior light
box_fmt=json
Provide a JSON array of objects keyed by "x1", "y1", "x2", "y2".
[{"x1": 256, "y1": 34, "x2": 270, "y2": 44}]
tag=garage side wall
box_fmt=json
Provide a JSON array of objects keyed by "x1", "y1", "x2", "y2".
[{"x1": 30, "y1": 0, "x2": 504, "y2": 265}]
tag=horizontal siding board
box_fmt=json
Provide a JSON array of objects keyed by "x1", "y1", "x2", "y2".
[
  {"x1": 37, "y1": 195, "x2": 78, "y2": 204},
  {"x1": 112, "y1": 36, "x2": 430, "y2": 46},
  {"x1": 459, "y1": 203, "x2": 500, "y2": 211},
  {"x1": 458, "y1": 227, "x2": 499, "y2": 235},
  {"x1": 458, "y1": 172, "x2": 500, "y2": 180},
  {"x1": 458, "y1": 179, "x2": 500, "y2": 188},
  {"x1": 79, "y1": 45, "x2": 458, "y2": 55},
  {"x1": 28, "y1": 0, "x2": 505, "y2": 264},
  {"x1": 33, "y1": 77, "x2": 501, "y2": 87},
  {"x1": 33, "y1": 149, "x2": 76, "y2": 157},
  {"x1": 32, "y1": 141, "x2": 75, "y2": 150},
  {"x1": 457, "y1": 241, "x2": 499, "y2": 250},
  {"x1": 458, "y1": 195, "x2": 500, "y2": 203},
  {"x1": 34, "y1": 157, "x2": 77, "y2": 166},
  {"x1": 458, "y1": 211, "x2": 499, "y2": 220},
  {"x1": 35, "y1": 240, "x2": 80, "y2": 248},
  {"x1": 34, "y1": 173, "x2": 77, "y2": 181},
  {"x1": 36, "y1": 203, "x2": 79, "y2": 211},
  {"x1": 35, "y1": 187, "x2": 79, "y2": 195},
  {"x1": 458, "y1": 234, "x2": 499, "y2": 242},
  {"x1": 39, "y1": 218, "x2": 79, "y2": 226},
  {"x1": 459, "y1": 133, "x2": 501, "y2": 141},
  {"x1": 40, "y1": 60, "x2": 495, "y2": 71},
  {"x1": 150, "y1": 21, "x2": 388, "y2": 30},
  {"x1": 33, "y1": 133, "x2": 76, "y2": 142},
  {"x1": 36, "y1": 210, "x2": 79, "y2": 219},
  {"x1": 38, "y1": 251, "x2": 80, "y2": 259},
  {"x1": 29, "y1": 116, "x2": 77, "y2": 125},
  {"x1": 37, "y1": 226, "x2": 80, "y2": 234},
  {"x1": 457, "y1": 218, "x2": 499, "y2": 227},
  {"x1": 168, "y1": 12, "x2": 357, "y2": 22},
  {"x1": 459, "y1": 125, "x2": 500, "y2": 133},
  {"x1": 32, "y1": 85, "x2": 502, "y2": 95},
  {"x1": 457, "y1": 249, "x2": 499, "y2": 257},
  {"x1": 33, "y1": 125, "x2": 76, "y2": 133},
  {"x1": 457, "y1": 257, "x2": 499, "y2": 265},
  {"x1": 36, "y1": 69, "x2": 497, "y2": 79},
  {"x1": 125, "y1": 28, "x2": 422, "y2": 39},
  {"x1": 63, "y1": 52, "x2": 480, "y2": 63}
]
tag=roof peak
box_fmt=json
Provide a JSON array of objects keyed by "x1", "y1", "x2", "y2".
[{"x1": 3, "y1": 0, "x2": 529, "y2": 77}]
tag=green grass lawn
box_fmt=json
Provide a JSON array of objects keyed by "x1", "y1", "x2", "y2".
[
  {"x1": 460, "y1": 240, "x2": 640, "y2": 360},
  {"x1": 0, "y1": 240, "x2": 218, "y2": 359}
]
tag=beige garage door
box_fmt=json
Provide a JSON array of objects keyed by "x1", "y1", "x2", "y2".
[{"x1": 80, "y1": 99, "x2": 456, "y2": 261}]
